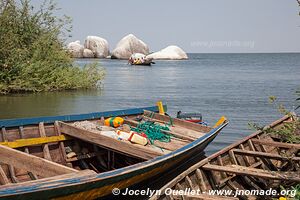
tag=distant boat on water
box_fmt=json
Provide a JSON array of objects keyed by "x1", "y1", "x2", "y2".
[{"x1": 128, "y1": 53, "x2": 154, "y2": 66}]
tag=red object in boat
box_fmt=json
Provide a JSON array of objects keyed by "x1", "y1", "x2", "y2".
[{"x1": 186, "y1": 119, "x2": 202, "y2": 123}]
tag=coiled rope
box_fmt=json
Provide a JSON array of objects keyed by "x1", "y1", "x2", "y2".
[{"x1": 131, "y1": 121, "x2": 171, "y2": 144}]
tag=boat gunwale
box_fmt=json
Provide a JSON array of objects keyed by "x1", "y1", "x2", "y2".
[
  {"x1": 0, "y1": 121, "x2": 228, "y2": 197},
  {"x1": 0, "y1": 105, "x2": 166, "y2": 128}
]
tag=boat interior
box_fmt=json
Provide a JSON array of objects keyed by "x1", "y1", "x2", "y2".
[{"x1": 0, "y1": 110, "x2": 212, "y2": 186}]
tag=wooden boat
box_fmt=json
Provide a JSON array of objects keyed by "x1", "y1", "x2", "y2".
[
  {"x1": 151, "y1": 114, "x2": 300, "y2": 200},
  {"x1": 128, "y1": 53, "x2": 154, "y2": 66},
  {"x1": 0, "y1": 105, "x2": 228, "y2": 199},
  {"x1": 177, "y1": 111, "x2": 203, "y2": 124}
]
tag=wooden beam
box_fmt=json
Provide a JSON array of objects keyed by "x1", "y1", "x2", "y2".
[
  {"x1": 185, "y1": 176, "x2": 195, "y2": 190},
  {"x1": 8, "y1": 165, "x2": 19, "y2": 183},
  {"x1": 39, "y1": 122, "x2": 52, "y2": 161},
  {"x1": 195, "y1": 169, "x2": 207, "y2": 191},
  {"x1": 0, "y1": 135, "x2": 71, "y2": 149},
  {"x1": 239, "y1": 144, "x2": 250, "y2": 166},
  {"x1": 0, "y1": 166, "x2": 9, "y2": 185},
  {"x1": 0, "y1": 144, "x2": 78, "y2": 177},
  {"x1": 54, "y1": 121, "x2": 68, "y2": 165},
  {"x1": 58, "y1": 122, "x2": 164, "y2": 160},
  {"x1": 229, "y1": 150, "x2": 238, "y2": 165},
  {"x1": 19, "y1": 126, "x2": 39, "y2": 180},
  {"x1": 251, "y1": 139, "x2": 300, "y2": 149},
  {"x1": 233, "y1": 149, "x2": 300, "y2": 161},
  {"x1": 1, "y1": 127, "x2": 18, "y2": 183},
  {"x1": 202, "y1": 164, "x2": 300, "y2": 182}
]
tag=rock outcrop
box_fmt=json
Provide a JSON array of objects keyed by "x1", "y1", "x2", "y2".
[
  {"x1": 67, "y1": 41, "x2": 84, "y2": 58},
  {"x1": 146, "y1": 45, "x2": 188, "y2": 60},
  {"x1": 84, "y1": 36, "x2": 109, "y2": 58},
  {"x1": 83, "y1": 49, "x2": 94, "y2": 58},
  {"x1": 111, "y1": 34, "x2": 149, "y2": 59}
]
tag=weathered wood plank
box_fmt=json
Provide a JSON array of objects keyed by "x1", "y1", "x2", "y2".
[
  {"x1": 19, "y1": 126, "x2": 39, "y2": 180},
  {"x1": 185, "y1": 176, "x2": 195, "y2": 190},
  {"x1": 202, "y1": 164, "x2": 300, "y2": 181},
  {"x1": 1, "y1": 127, "x2": 18, "y2": 183},
  {"x1": 195, "y1": 169, "x2": 207, "y2": 191},
  {"x1": 54, "y1": 121, "x2": 68, "y2": 165},
  {"x1": 239, "y1": 144, "x2": 250, "y2": 166},
  {"x1": 0, "y1": 144, "x2": 78, "y2": 177},
  {"x1": 217, "y1": 155, "x2": 227, "y2": 179},
  {"x1": 58, "y1": 122, "x2": 164, "y2": 160},
  {"x1": 39, "y1": 122, "x2": 52, "y2": 161},
  {"x1": 233, "y1": 149, "x2": 300, "y2": 161},
  {"x1": 251, "y1": 139, "x2": 300, "y2": 149},
  {"x1": 229, "y1": 150, "x2": 238, "y2": 165},
  {"x1": 0, "y1": 166, "x2": 9, "y2": 185},
  {"x1": 8, "y1": 165, "x2": 19, "y2": 183}
]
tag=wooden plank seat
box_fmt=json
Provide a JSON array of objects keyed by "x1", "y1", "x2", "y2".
[
  {"x1": 0, "y1": 144, "x2": 78, "y2": 177},
  {"x1": 202, "y1": 164, "x2": 300, "y2": 182},
  {"x1": 0, "y1": 135, "x2": 71, "y2": 149}
]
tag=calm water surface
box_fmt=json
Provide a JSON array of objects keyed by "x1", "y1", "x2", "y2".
[{"x1": 1, "y1": 53, "x2": 299, "y2": 154}]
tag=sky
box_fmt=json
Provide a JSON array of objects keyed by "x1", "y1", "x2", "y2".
[{"x1": 33, "y1": 0, "x2": 300, "y2": 53}]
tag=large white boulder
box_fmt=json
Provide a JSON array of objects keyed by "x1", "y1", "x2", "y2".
[
  {"x1": 67, "y1": 41, "x2": 84, "y2": 58},
  {"x1": 84, "y1": 36, "x2": 109, "y2": 58},
  {"x1": 83, "y1": 49, "x2": 94, "y2": 58},
  {"x1": 111, "y1": 34, "x2": 149, "y2": 59},
  {"x1": 146, "y1": 45, "x2": 188, "y2": 60}
]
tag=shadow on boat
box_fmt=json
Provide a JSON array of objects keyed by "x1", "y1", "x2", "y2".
[{"x1": 101, "y1": 152, "x2": 207, "y2": 200}]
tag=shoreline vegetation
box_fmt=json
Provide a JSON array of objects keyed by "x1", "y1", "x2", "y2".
[{"x1": 0, "y1": 0, "x2": 104, "y2": 94}]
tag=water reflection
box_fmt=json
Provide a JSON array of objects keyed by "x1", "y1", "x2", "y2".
[{"x1": 0, "y1": 89, "x2": 103, "y2": 119}]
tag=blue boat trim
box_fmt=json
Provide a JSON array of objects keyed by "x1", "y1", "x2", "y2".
[{"x1": 0, "y1": 105, "x2": 167, "y2": 128}]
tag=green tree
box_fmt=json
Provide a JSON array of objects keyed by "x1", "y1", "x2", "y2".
[{"x1": 0, "y1": 0, "x2": 104, "y2": 94}]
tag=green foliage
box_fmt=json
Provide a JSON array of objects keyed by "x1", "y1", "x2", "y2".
[
  {"x1": 249, "y1": 96, "x2": 300, "y2": 144},
  {"x1": 291, "y1": 184, "x2": 300, "y2": 199},
  {"x1": 0, "y1": 0, "x2": 104, "y2": 94}
]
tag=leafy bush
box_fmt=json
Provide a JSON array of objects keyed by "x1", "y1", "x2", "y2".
[
  {"x1": 0, "y1": 0, "x2": 104, "y2": 94},
  {"x1": 249, "y1": 95, "x2": 300, "y2": 144}
]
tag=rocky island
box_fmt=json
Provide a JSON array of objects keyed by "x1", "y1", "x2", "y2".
[{"x1": 67, "y1": 34, "x2": 188, "y2": 60}]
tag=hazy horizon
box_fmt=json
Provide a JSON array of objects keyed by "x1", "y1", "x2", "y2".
[{"x1": 32, "y1": 0, "x2": 300, "y2": 53}]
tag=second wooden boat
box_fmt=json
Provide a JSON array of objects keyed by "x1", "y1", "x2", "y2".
[
  {"x1": 0, "y1": 105, "x2": 228, "y2": 199},
  {"x1": 151, "y1": 114, "x2": 300, "y2": 200}
]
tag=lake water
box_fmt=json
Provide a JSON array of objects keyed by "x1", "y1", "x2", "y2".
[{"x1": 1, "y1": 53, "x2": 299, "y2": 154}]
